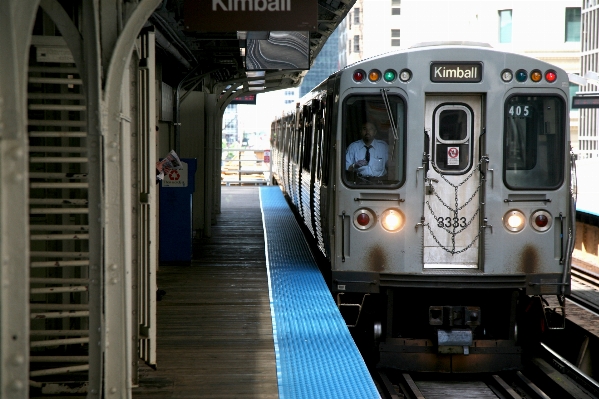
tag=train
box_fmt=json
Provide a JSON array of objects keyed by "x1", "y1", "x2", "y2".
[{"x1": 269, "y1": 42, "x2": 576, "y2": 373}]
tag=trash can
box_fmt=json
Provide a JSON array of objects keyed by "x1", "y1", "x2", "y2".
[{"x1": 159, "y1": 158, "x2": 197, "y2": 263}]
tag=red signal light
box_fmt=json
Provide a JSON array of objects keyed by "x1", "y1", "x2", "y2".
[
  {"x1": 353, "y1": 70, "x2": 366, "y2": 82},
  {"x1": 357, "y1": 213, "x2": 370, "y2": 226},
  {"x1": 534, "y1": 214, "x2": 549, "y2": 228},
  {"x1": 545, "y1": 70, "x2": 557, "y2": 83}
]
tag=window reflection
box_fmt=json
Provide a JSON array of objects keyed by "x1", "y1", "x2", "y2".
[{"x1": 504, "y1": 96, "x2": 565, "y2": 189}]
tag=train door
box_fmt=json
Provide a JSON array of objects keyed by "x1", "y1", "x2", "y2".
[{"x1": 423, "y1": 95, "x2": 483, "y2": 268}]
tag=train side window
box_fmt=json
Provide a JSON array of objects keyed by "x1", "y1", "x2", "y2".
[
  {"x1": 342, "y1": 94, "x2": 405, "y2": 188},
  {"x1": 503, "y1": 95, "x2": 565, "y2": 189}
]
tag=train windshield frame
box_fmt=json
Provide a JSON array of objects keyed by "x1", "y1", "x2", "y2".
[
  {"x1": 342, "y1": 93, "x2": 406, "y2": 188},
  {"x1": 503, "y1": 94, "x2": 566, "y2": 190}
]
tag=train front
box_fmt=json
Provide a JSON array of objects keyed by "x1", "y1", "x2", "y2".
[{"x1": 331, "y1": 44, "x2": 575, "y2": 372}]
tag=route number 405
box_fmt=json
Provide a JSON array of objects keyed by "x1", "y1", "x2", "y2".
[{"x1": 508, "y1": 105, "x2": 530, "y2": 117}]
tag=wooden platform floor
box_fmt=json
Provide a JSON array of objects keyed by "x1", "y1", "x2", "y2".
[{"x1": 133, "y1": 186, "x2": 278, "y2": 398}]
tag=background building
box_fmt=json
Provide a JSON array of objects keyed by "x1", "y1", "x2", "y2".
[
  {"x1": 578, "y1": 0, "x2": 599, "y2": 158},
  {"x1": 299, "y1": 28, "x2": 341, "y2": 96}
]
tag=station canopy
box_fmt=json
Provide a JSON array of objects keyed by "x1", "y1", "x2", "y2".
[{"x1": 153, "y1": 0, "x2": 356, "y2": 104}]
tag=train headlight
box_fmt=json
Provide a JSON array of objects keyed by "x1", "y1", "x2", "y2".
[
  {"x1": 380, "y1": 209, "x2": 405, "y2": 232},
  {"x1": 531, "y1": 210, "x2": 552, "y2": 232},
  {"x1": 354, "y1": 208, "x2": 376, "y2": 230},
  {"x1": 503, "y1": 210, "x2": 526, "y2": 232}
]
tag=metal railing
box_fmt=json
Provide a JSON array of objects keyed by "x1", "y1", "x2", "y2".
[{"x1": 221, "y1": 148, "x2": 272, "y2": 185}]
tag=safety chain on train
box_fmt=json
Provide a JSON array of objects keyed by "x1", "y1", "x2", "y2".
[{"x1": 424, "y1": 157, "x2": 487, "y2": 255}]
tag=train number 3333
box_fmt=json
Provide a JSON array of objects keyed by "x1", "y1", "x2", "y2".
[{"x1": 437, "y1": 216, "x2": 467, "y2": 228}]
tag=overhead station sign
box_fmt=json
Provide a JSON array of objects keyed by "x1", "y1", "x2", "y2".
[{"x1": 184, "y1": 0, "x2": 317, "y2": 31}]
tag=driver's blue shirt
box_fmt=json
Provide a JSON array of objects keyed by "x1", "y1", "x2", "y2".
[{"x1": 346, "y1": 139, "x2": 388, "y2": 177}]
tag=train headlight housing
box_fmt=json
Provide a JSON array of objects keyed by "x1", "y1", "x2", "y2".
[
  {"x1": 354, "y1": 208, "x2": 376, "y2": 230},
  {"x1": 503, "y1": 210, "x2": 526, "y2": 232},
  {"x1": 381, "y1": 209, "x2": 405, "y2": 232},
  {"x1": 531, "y1": 210, "x2": 552, "y2": 232}
]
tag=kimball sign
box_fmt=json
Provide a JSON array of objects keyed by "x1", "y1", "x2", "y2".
[
  {"x1": 430, "y1": 62, "x2": 483, "y2": 83},
  {"x1": 184, "y1": 0, "x2": 317, "y2": 32}
]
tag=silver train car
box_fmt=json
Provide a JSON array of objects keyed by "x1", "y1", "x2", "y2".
[{"x1": 270, "y1": 43, "x2": 576, "y2": 373}]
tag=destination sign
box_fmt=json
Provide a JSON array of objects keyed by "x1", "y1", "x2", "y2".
[
  {"x1": 572, "y1": 95, "x2": 599, "y2": 109},
  {"x1": 430, "y1": 62, "x2": 482, "y2": 83},
  {"x1": 184, "y1": 0, "x2": 317, "y2": 32}
]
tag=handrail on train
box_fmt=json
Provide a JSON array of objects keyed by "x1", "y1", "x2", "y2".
[{"x1": 221, "y1": 148, "x2": 272, "y2": 186}]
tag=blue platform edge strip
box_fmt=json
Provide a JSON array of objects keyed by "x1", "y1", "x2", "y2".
[{"x1": 259, "y1": 186, "x2": 380, "y2": 399}]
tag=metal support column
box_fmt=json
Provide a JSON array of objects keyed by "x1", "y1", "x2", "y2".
[{"x1": 0, "y1": 1, "x2": 38, "y2": 397}]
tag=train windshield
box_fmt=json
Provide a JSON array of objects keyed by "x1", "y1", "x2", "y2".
[
  {"x1": 343, "y1": 94, "x2": 405, "y2": 187},
  {"x1": 503, "y1": 95, "x2": 565, "y2": 189}
]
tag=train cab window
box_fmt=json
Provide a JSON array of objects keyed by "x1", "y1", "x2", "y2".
[
  {"x1": 503, "y1": 95, "x2": 565, "y2": 189},
  {"x1": 433, "y1": 105, "x2": 472, "y2": 173},
  {"x1": 343, "y1": 94, "x2": 405, "y2": 188}
]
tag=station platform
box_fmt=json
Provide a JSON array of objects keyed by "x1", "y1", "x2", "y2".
[{"x1": 133, "y1": 186, "x2": 378, "y2": 398}]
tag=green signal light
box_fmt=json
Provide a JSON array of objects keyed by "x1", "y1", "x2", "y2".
[{"x1": 384, "y1": 70, "x2": 397, "y2": 82}]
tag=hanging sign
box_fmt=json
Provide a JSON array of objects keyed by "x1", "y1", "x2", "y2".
[{"x1": 183, "y1": 0, "x2": 317, "y2": 32}]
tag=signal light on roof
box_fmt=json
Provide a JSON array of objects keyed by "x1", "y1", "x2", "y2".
[
  {"x1": 501, "y1": 69, "x2": 513, "y2": 82},
  {"x1": 384, "y1": 69, "x2": 397, "y2": 82},
  {"x1": 353, "y1": 70, "x2": 366, "y2": 82},
  {"x1": 369, "y1": 69, "x2": 381, "y2": 82},
  {"x1": 515, "y1": 69, "x2": 528, "y2": 83},
  {"x1": 545, "y1": 70, "x2": 557, "y2": 83},
  {"x1": 399, "y1": 69, "x2": 412, "y2": 82},
  {"x1": 531, "y1": 70, "x2": 542, "y2": 82}
]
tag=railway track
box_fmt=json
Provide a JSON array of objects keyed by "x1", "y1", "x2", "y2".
[
  {"x1": 375, "y1": 343, "x2": 599, "y2": 399},
  {"x1": 570, "y1": 263, "x2": 599, "y2": 316},
  {"x1": 372, "y1": 263, "x2": 599, "y2": 399}
]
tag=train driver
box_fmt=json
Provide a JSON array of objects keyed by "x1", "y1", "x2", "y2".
[{"x1": 346, "y1": 122, "x2": 388, "y2": 178}]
